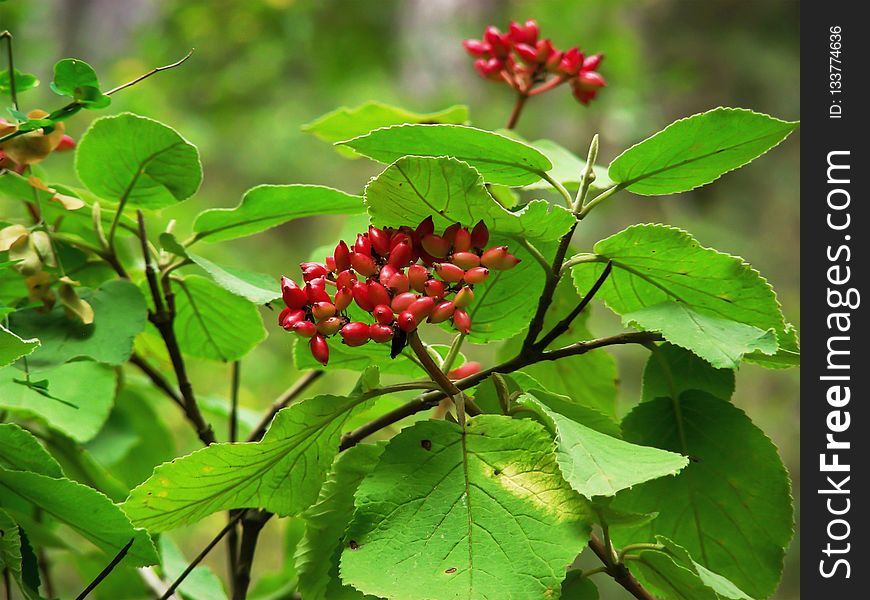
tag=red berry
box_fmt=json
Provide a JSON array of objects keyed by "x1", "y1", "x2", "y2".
[
  {"x1": 340, "y1": 322, "x2": 371, "y2": 347},
  {"x1": 558, "y1": 47, "x2": 584, "y2": 76},
  {"x1": 453, "y1": 309, "x2": 472, "y2": 334},
  {"x1": 388, "y1": 241, "x2": 413, "y2": 268},
  {"x1": 408, "y1": 264, "x2": 429, "y2": 292},
  {"x1": 462, "y1": 39, "x2": 491, "y2": 57},
  {"x1": 325, "y1": 255, "x2": 337, "y2": 272},
  {"x1": 352, "y1": 281, "x2": 374, "y2": 311},
  {"x1": 336, "y1": 269, "x2": 357, "y2": 290},
  {"x1": 305, "y1": 278, "x2": 331, "y2": 304},
  {"x1": 470, "y1": 220, "x2": 489, "y2": 249},
  {"x1": 350, "y1": 252, "x2": 378, "y2": 277},
  {"x1": 480, "y1": 246, "x2": 520, "y2": 270},
  {"x1": 475, "y1": 57, "x2": 504, "y2": 80},
  {"x1": 369, "y1": 323, "x2": 394, "y2": 343},
  {"x1": 391, "y1": 292, "x2": 418, "y2": 313},
  {"x1": 378, "y1": 264, "x2": 399, "y2": 287},
  {"x1": 448, "y1": 361, "x2": 482, "y2": 380},
  {"x1": 454, "y1": 286, "x2": 474, "y2": 308},
  {"x1": 428, "y1": 300, "x2": 455, "y2": 324},
  {"x1": 291, "y1": 320, "x2": 317, "y2": 338},
  {"x1": 373, "y1": 304, "x2": 394, "y2": 325},
  {"x1": 55, "y1": 134, "x2": 77, "y2": 152},
  {"x1": 464, "y1": 266, "x2": 490, "y2": 284},
  {"x1": 483, "y1": 26, "x2": 510, "y2": 57},
  {"x1": 397, "y1": 311, "x2": 418, "y2": 332},
  {"x1": 451, "y1": 251, "x2": 480, "y2": 270},
  {"x1": 354, "y1": 233, "x2": 371, "y2": 256},
  {"x1": 317, "y1": 316, "x2": 343, "y2": 336},
  {"x1": 442, "y1": 223, "x2": 461, "y2": 245},
  {"x1": 583, "y1": 53, "x2": 603, "y2": 71},
  {"x1": 415, "y1": 216, "x2": 435, "y2": 238},
  {"x1": 368, "y1": 281, "x2": 391, "y2": 308},
  {"x1": 368, "y1": 226, "x2": 391, "y2": 256},
  {"x1": 387, "y1": 272, "x2": 409, "y2": 294},
  {"x1": 453, "y1": 228, "x2": 472, "y2": 252},
  {"x1": 577, "y1": 70, "x2": 606, "y2": 88},
  {"x1": 281, "y1": 309, "x2": 307, "y2": 330},
  {"x1": 334, "y1": 287, "x2": 353, "y2": 312},
  {"x1": 311, "y1": 301, "x2": 336, "y2": 320},
  {"x1": 281, "y1": 277, "x2": 308, "y2": 309},
  {"x1": 424, "y1": 279, "x2": 446, "y2": 299},
  {"x1": 334, "y1": 241, "x2": 351, "y2": 272},
  {"x1": 514, "y1": 43, "x2": 539, "y2": 64},
  {"x1": 434, "y1": 262, "x2": 465, "y2": 283},
  {"x1": 408, "y1": 296, "x2": 435, "y2": 320},
  {"x1": 421, "y1": 234, "x2": 450, "y2": 258},
  {"x1": 310, "y1": 335, "x2": 330, "y2": 366},
  {"x1": 300, "y1": 262, "x2": 328, "y2": 281},
  {"x1": 508, "y1": 20, "x2": 538, "y2": 46},
  {"x1": 390, "y1": 232, "x2": 412, "y2": 250}
]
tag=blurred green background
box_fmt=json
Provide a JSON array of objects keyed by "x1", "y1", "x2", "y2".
[{"x1": 2, "y1": 0, "x2": 799, "y2": 598}]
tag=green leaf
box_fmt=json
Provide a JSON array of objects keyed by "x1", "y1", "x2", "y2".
[
  {"x1": 746, "y1": 322, "x2": 801, "y2": 369},
  {"x1": 364, "y1": 156, "x2": 574, "y2": 243},
  {"x1": 608, "y1": 108, "x2": 798, "y2": 195},
  {"x1": 642, "y1": 343, "x2": 734, "y2": 402},
  {"x1": 42, "y1": 431, "x2": 129, "y2": 502},
  {"x1": 525, "y1": 139, "x2": 613, "y2": 192},
  {"x1": 303, "y1": 101, "x2": 469, "y2": 145},
  {"x1": 295, "y1": 443, "x2": 384, "y2": 600},
  {"x1": 611, "y1": 391, "x2": 793, "y2": 598},
  {"x1": 0, "y1": 69, "x2": 39, "y2": 95},
  {"x1": 572, "y1": 224, "x2": 791, "y2": 345},
  {"x1": 561, "y1": 571, "x2": 599, "y2": 599},
  {"x1": 341, "y1": 124, "x2": 553, "y2": 186},
  {"x1": 517, "y1": 394, "x2": 687, "y2": 497},
  {"x1": 0, "y1": 467, "x2": 158, "y2": 567},
  {"x1": 8, "y1": 280, "x2": 146, "y2": 367},
  {"x1": 0, "y1": 324, "x2": 39, "y2": 367},
  {"x1": 0, "y1": 510, "x2": 42, "y2": 600},
  {"x1": 166, "y1": 275, "x2": 267, "y2": 361},
  {"x1": 499, "y1": 277, "x2": 618, "y2": 416},
  {"x1": 76, "y1": 113, "x2": 201, "y2": 208},
  {"x1": 623, "y1": 301, "x2": 777, "y2": 368},
  {"x1": 192, "y1": 184, "x2": 363, "y2": 243},
  {"x1": 0, "y1": 361, "x2": 116, "y2": 442},
  {"x1": 340, "y1": 416, "x2": 591, "y2": 600},
  {"x1": 0, "y1": 424, "x2": 63, "y2": 478},
  {"x1": 185, "y1": 252, "x2": 280, "y2": 305},
  {"x1": 50, "y1": 58, "x2": 110, "y2": 108},
  {"x1": 122, "y1": 369, "x2": 379, "y2": 532},
  {"x1": 159, "y1": 536, "x2": 228, "y2": 600}
]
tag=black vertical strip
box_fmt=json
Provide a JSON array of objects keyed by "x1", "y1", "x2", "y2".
[{"x1": 802, "y1": 2, "x2": 865, "y2": 595}]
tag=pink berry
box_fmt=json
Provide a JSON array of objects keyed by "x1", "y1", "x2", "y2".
[
  {"x1": 369, "y1": 323, "x2": 394, "y2": 343},
  {"x1": 434, "y1": 262, "x2": 465, "y2": 283},
  {"x1": 391, "y1": 292, "x2": 418, "y2": 313},
  {"x1": 340, "y1": 322, "x2": 371, "y2": 347},
  {"x1": 428, "y1": 301, "x2": 456, "y2": 324}
]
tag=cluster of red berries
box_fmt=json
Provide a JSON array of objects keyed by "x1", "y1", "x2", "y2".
[
  {"x1": 463, "y1": 20, "x2": 606, "y2": 105},
  {"x1": 278, "y1": 217, "x2": 520, "y2": 366}
]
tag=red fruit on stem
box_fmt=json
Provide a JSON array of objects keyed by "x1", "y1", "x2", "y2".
[
  {"x1": 453, "y1": 228, "x2": 472, "y2": 252},
  {"x1": 379, "y1": 264, "x2": 399, "y2": 287},
  {"x1": 577, "y1": 70, "x2": 606, "y2": 88},
  {"x1": 408, "y1": 296, "x2": 436, "y2": 320},
  {"x1": 278, "y1": 307, "x2": 292, "y2": 326},
  {"x1": 483, "y1": 26, "x2": 510, "y2": 57},
  {"x1": 397, "y1": 311, "x2": 418, "y2": 332},
  {"x1": 55, "y1": 135, "x2": 76, "y2": 152},
  {"x1": 350, "y1": 252, "x2": 378, "y2": 277},
  {"x1": 310, "y1": 335, "x2": 330, "y2": 365},
  {"x1": 291, "y1": 320, "x2": 317, "y2": 338},
  {"x1": 336, "y1": 269, "x2": 357, "y2": 290},
  {"x1": 415, "y1": 216, "x2": 435, "y2": 238},
  {"x1": 352, "y1": 281, "x2": 374, "y2": 311},
  {"x1": 464, "y1": 266, "x2": 490, "y2": 284},
  {"x1": 583, "y1": 53, "x2": 604, "y2": 71},
  {"x1": 480, "y1": 246, "x2": 520, "y2": 270},
  {"x1": 281, "y1": 276, "x2": 307, "y2": 309},
  {"x1": 316, "y1": 316, "x2": 343, "y2": 336},
  {"x1": 558, "y1": 47, "x2": 584, "y2": 76},
  {"x1": 470, "y1": 220, "x2": 490, "y2": 249},
  {"x1": 334, "y1": 241, "x2": 351, "y2": 272},
  {"x1": 300, "y1": 262, "x2": 328, "y2": 281},
  {"x1": 387, "y1": 272, "x2": 409, "y2": 294},
  {"x1": 340, "y1": 322, "x2": 371, "y2": 347},
  {"x1": 508, "y1": 20, "x2": 538, "y2": 46},
  {"x1": 281, "y1": 309, "x2": 306, "y2": 330},
  {"x1": 448, "y1": 361, "x2": 482, "y2": 380},
  {"x1": 390, "y1": 232, "x2": 412, "y2": 250},
  {"x1": 368, "y1": 281, "x2": 391, "y2": 308},
  {"x1": 514, "y1": 43, "x2": 539, "y2": 64},
  {"x1": 368, "y1": 226, "x2": 391, "y2": 256},
  {"x1": 474, "y1": 58, "x2": 504, "y2": 80},
  {"x1": 305, "y1": 278, "x2": 331, "y2": 304},
  {"x1": 454, "y1": 286, "x2": 474, "y2": 308},
  {"x1": 373, "y1": 304, "x2": 394, "y2": 325},
  {"x1": 462, "y1": 39, "x2": 491, "y2": 56},
  {"x1": 442, "y1": 223, "x2": 461, "y2": 244},
  {"x1": 334, "y1": 287, "x2": 353, "y2": 311},
  {"x1": 391, "y1": 292, "x2": 418, "y2": 313},
  {"x1": 434, "y1": 262, "x2": 465, "y2": 283},
  {"x1": 388, "y1": 241, "x2": 413, "y2": 268},
  {"x1": 421, "y1": 234, "x2": 450, "y2": 258},
  {"x1": 354, "y1": 233, "x2": 371, "y2": 256},
  {"x1": 369, "y1": 323, "x2": 394, "y2": 343},
  {"x1": 311, "y1": 301, "x2": 336, "y2": 320},
  {"x1": 424, "y1": 279, "x2": 446, "y2": 300},
  {"x1": 325, "y1": 255, "x2": 337, "y2": 272},
  {"x1": 428, "y1": 300, "x2": 455, "y2": 324},
  {"x1": 451, "y1": 251, "x2": 480, "y2": 270},
  {"x1": 408, "y1": 264, "x2": 429, "y2": 292},
  {"x1": 453, "y1": 309, "x2": 472, "y2": 334}
]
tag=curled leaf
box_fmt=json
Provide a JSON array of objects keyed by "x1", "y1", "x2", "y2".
[
  {"x1": 59, "y1": 282, "x2": 94, "y2": 325},
  {"x1": 0, "y1": 110, "x2": 65, "y2": 165},
  {"x1": 0, "y1": 224, "x2": 28, "y2": 252},
  {"x1": 26, "y1": 272, "x2": 56, "y2": 310}
]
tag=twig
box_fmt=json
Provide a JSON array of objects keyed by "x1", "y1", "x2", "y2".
[
  {"x1": 408, "y1": 330, "x2": 468, "y2": 427},
  {"x1": 2, "y1": 31, "x2": 18, "y2": 110},
  {"x1": 578, "y1": 183, "x2": 625, "y2": 219},
  {"x1": 246, "y1": 370, "x2": 324, "y2": 442},
  {"x1": 516, "y1": 237, "x2": 554, "y2": 277},
  {"x1": 232, "y1": 510, "x2": 271, "y2": 600},
  {"x1": 74, "y1": 538, "x2": 134, "y2": 600},
  {"x1": 588, "y1": 534, "x2": 657, "y2": 600},
  {"x1": 229, "y1": 361, "x2": 241, "y2": 442},
  {"x1": 129, "y1": 352, "x2": 184, "y2": 408},
  {"x1": 534, "y1": 260, "x2": 613, "y2": 350},
  {"x1": 505, "y1": 91, "x2": 528, "y2": 129},
  {"x1": 159, "y1": 511, "x2": 245, "y2": 600},
  {"x1": 440, "y1": 333, "x2": 466, "y2": 373},
  {"x1": 105, "y1": 50, "x2": 194, "y2": 96}
]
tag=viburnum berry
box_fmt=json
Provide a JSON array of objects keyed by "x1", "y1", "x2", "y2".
[
  {"x1": 278, "y1": 216, "x2": 519, "y2": 365},
  {"x1": 463, "y1": 19, "x2": 605, "y2": 107},
  {"x1": 447, "y1": 361, "x2": 483, "y2": 380}
]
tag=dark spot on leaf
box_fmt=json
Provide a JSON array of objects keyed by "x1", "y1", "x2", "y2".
[
  {"x1": 445, "y1": 567, "x2": 457, "y2": 574},
  {"x1": 421, "y1": 439, "x2": 432, "y2": 451},
  {"x1": 349, "y1": 540, "x2": 360, "y2": 550},
  {"x1": 493, "y1": 468, "x2": 501, "y2": 476}
]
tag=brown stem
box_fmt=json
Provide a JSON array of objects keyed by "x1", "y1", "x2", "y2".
[
  {"x1": 246, "y1": 370, "x2": 324, "y2": 442},
  {"x1": 226, "y1": 362, "x2": 242, "y2": 591},
  {"x1": 129, "y1": 352, "x2": 184, "y2": 409},
  {"x1": 74, "y1": 538, "x2": 134, "y2": 600},
  {"x1": 588, "y1": 534, "x2": 657, "y2": 600},
  {"x1": 505, "y1": 91, "x2": 529, "y2": 130},
  {"x1": 232, "y1": 510, "x2": 271, "y2": 600},
  {"x1": 407, "y1": 330, "x2": 469, "y2": 426}
]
